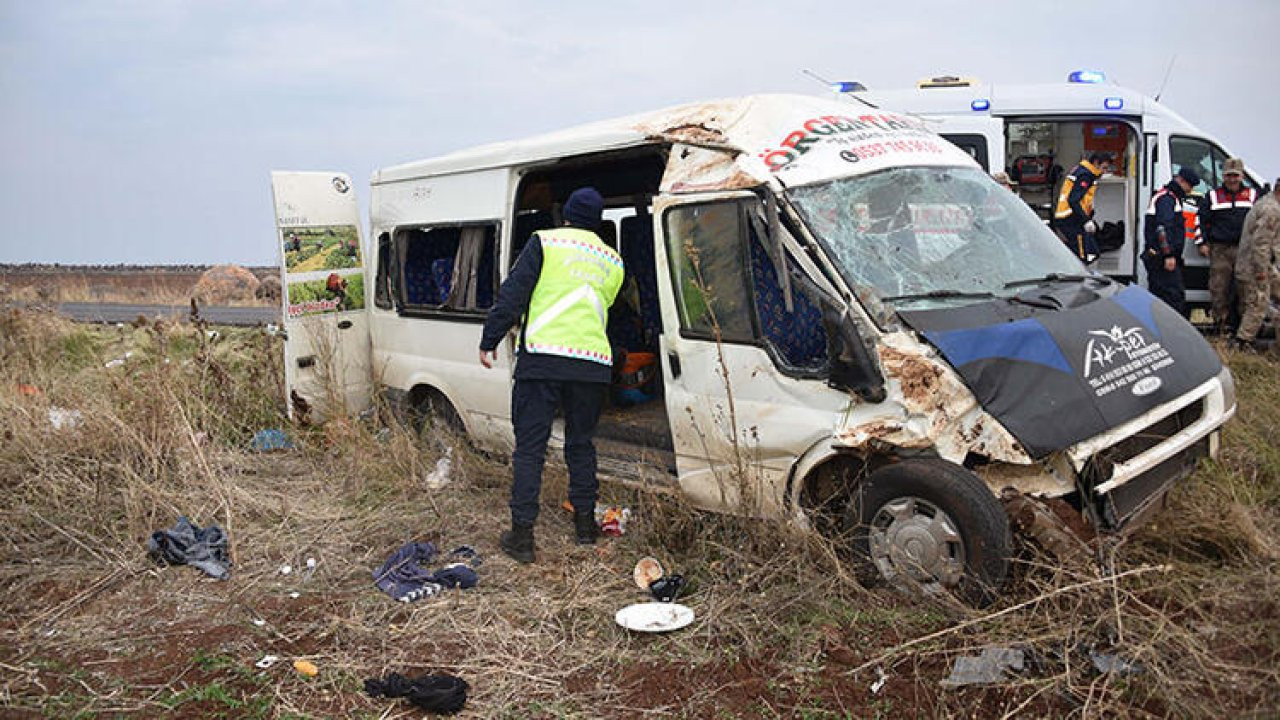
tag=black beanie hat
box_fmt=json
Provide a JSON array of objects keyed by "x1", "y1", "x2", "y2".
[{"x1": 563, "y1": 187, "x2": 604, "y2": 230}]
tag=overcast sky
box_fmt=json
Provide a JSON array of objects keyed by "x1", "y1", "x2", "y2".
[{"x1": 1, "y1": 0, "x2": 1276, "y2": 266}]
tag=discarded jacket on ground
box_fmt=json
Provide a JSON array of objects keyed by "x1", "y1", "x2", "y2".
[
  {"x1": 147, "y1": 516, "x2": 231, "y2": 579},
  {"x1": 372, "y1": 542, "x2": 479, "y2": 602},
  {"x1": 364, "y1": 672, "x2": 468, "y2": 714}
]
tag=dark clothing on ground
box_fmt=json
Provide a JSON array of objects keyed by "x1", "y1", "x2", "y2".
[
  {"x1": 364, "y1": 673, "x2": 469, "y2": 715},
  {"x1": 479, "y1": 239, "x2": 611, "y2": 384},
  {"x1": 509, "y1": 379, "x2": 607, "y2": 526},
  {"x1": 372, "y1": 542, "x2": 479, "y2": 603},
  {"x1": 147, "y1": 516, "x2": 231, "y2": 579}
]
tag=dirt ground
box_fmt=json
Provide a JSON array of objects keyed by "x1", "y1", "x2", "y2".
[{"x1": 1, "y1": 309, "x2": 1278, "y2": 718}]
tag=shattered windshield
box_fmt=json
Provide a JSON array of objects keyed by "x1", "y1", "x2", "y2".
[{"x1": 788, "y1": 167, "x2": 1085, "y2": 317}]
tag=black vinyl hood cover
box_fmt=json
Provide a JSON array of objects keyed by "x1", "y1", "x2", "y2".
[{"x1": 898, "y1": 283, "x2": 1222, "y2": 459}]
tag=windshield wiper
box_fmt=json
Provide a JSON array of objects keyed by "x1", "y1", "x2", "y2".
[
  {"x1": 1002, "y1": 273, "x2": 1110, "y2": 289},
  {"x1": 881, "y1": 289, "x2": 996, "y2": 303}
]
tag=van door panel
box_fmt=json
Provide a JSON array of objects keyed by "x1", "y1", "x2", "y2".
[{"x1": 270, "y1": 171, "x2": 373, "y2": 420}]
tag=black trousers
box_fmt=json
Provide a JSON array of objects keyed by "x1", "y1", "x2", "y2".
[
  {"x1": 1057, "y1": 218, "x2": 1098, "y2": 263},
  {"x1": 1146, "y1": 255, "x2": 1187, "y2": 317},
  {"x1": 509, "y1": 379, "x2": 607, "y2": 526}
]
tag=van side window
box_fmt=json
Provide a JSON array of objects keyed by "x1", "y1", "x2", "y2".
[
  {"x1": 745, "y1": 225, "x2": 829, "y2": 372},
  {"x1": 941, "y1": 134, "x2": 989, "y2": 171},
  {"x1": 1170, "y1": 136, "x2": 1215, "y2": 194},
  {"x1": 374, "y1": 232, "x2": 394, "y2": 310},
  {"x1": 663, "y1": 202, "x2": 756, "y2": 343},
  {"x1": 395, "y1": 224, "x2": 498, "y2": 315}
]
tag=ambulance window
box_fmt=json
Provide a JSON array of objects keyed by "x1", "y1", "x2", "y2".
[
  {"x1": 374, "y1": 232, "x2": 394, "y2": 310},
  {"x1": 942, "y1": 134, "x2": 989, "y2": 171},
  {"x1": 394, "y1": 224, "x2": 499, "y2": 316},
  {"x1": 1169, "y1": 136, "x2": 1215, "y2": 194},
  {"x1": 663, "y1": 201, "x2": 757, "y2": 343}
]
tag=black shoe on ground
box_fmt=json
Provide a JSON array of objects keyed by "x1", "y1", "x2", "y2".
[
  {"x1": 500, "y1": 523, "x2": 535, "y2": 563},
  {"x1": 573, "y1": 510, "x2": 598, "y2": 545}
]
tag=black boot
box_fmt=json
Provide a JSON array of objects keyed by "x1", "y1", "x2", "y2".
[
  {"x1": 500, "y1": 522, "x2": 535, "y2": 563},
  {"x1": 573, "y1": 510, "x2": 599, "y2": 545}
]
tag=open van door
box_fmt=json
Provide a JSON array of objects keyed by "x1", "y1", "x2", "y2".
[{"x1": 270, "y1": 171, "x2": 372, "y2": 421}]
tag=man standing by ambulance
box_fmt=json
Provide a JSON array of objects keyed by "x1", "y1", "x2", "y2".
[
  {"x1": 479, "y1": 188, "x2": 624, "y2": 563},
  {"x1": 1053, "y1": 151, "x2": 1114, "y2": 263},
  {"x1": 1234, "y1": 179, "x2": 1280, "y2": 351},
  {"x1": 1201, "y1": 158, "x2": 1257, "y2": 334},
  {"x1": 1144, "y1": 168, "x2": 1200, "y2": 316}
]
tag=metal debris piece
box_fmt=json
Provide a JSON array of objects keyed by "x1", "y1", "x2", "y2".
[{"x1": 941, "y1": 646, "x2": 1025, "y2": 687}]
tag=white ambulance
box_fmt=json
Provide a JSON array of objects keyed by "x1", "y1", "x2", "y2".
[
  {"x1": 854, "y1": 72, "x2": 1268, "y2": 318},
  {"x1": 271, "y1": 93, "x2": 1235, "y2": 604}
]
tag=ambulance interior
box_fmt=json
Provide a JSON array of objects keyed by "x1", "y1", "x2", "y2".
[{"x1": 1004, "y1": 120, "x2": 1138, "y2": 275}]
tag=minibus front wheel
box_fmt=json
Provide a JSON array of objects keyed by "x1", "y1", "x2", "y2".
[{"x1": 847, "y1": 459, "x2": 1012, "y2": 607}]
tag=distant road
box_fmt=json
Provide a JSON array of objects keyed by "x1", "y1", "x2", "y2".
[{"x1": 54, "y1": 302, "x2": 279, "y2": 326}]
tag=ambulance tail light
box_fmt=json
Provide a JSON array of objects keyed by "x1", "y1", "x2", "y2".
[{"x1": 1068, "y1": 70, "x2": 1107, "y2": 84}]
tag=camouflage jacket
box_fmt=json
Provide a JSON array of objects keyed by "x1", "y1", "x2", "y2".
[{"x1": 1236, "y1": 192, "x2": 1280, "y2": 280}]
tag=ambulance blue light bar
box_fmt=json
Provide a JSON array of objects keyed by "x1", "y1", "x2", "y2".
[
  {"x1": 971, "y1": 98, "x2": 990, "y2": 111},
  {"x1": 1104, "y1": 97, "x2": 1124, "y2": 110},
  {"x1": 1068, "y1": 70, "x2": 1107, "y2": 84},
  {"x1": 830, "y1": 81, "x2": 867, "y2": 93}
]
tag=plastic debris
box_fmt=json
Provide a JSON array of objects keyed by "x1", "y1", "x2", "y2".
[
  {"x1": 1090, "y1": 650, "x2": 1145, "y2": 676},
  {"x1": 648, "y1": 574, "x2": 686, "y2": 603},
  {"x1": 293, "y1": 659, "x2": 318, "y2": 677},
  {"x1": 279, "y1": 564, "x2": 293, "y2": 575},
  {"x1": 252, "y1": 429, "x2": 294, "y2": 452},
  {"x1": 425, "y1": 448, "x2": 453, "y2": 489},
  {"x1": 596, "y1": 505, "x2": 631, "y2": 536},
  {"x1": 941, "y1": 647, "x2": 1025, "y2": 687},
  {"x1": 104, "y1": 351, "x2": 134, "y2": 369},
  {"x1": 633, "y1": 557, "x2": 664, "y2": 589},
  {"x1": 47, "y1": 407, "x2": 83, "y2": 431},
  {"x1": 251, "y1": 619, "x2": 266, "y2": 627},
  {"x1": 615, "y1": 602, "x2": 695, "y2": 633},
  {"x1": 255, "y1": 654, "x2": 279, "y2": 669},
  {"x1": 870, "y1": 667, "x2": 889, "y2": 695},
  {"x1": 15, "y1": 383, "x2": 41, "y2": 397},
  {"x1": 288, "y1": 591, "x2": 300, "y2": 599}
]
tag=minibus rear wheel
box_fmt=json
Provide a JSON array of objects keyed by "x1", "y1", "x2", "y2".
[{"x1": 846, "y1": 459, "x2": 1011, "y2": 607}]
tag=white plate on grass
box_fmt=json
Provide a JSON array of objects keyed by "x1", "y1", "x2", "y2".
[{"x1": 615, "y1": 602, "x2": 695, "y2": 633}]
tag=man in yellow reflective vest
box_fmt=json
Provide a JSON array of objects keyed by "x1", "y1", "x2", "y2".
[
  {"x1": 1053, "y1": 151, "x2": 1115, "y2": 263},
  {"x1": 479, "y1": 187, "x2": 624, "y2": 563}
]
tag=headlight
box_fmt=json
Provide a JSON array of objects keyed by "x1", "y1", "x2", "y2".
[{"x1": 1217, "y1": 366, "x2": 1237, "y2": 413}]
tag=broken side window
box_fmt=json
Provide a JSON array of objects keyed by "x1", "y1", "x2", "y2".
[
  {"x1": 395, "y1": 224, "x2": 498, "y2": 315},
  {"x1": 374, "y1": 232, "x2": 394, "y2": 310}
]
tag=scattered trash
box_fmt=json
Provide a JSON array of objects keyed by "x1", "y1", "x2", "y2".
[
  {"x1": 373, "y1": 541, "x2": 479, "y2": 603},
  {"x1": 206, "y1": 330, "x2": 220, "y2": 341},
  {"x1": 870, "y1": 667, "x2": 889, "y2": 695},
  {"x1": 615, "y1": 602, "x2": 696, "y2": 633},
  {"x1": 288, "y1": 591, "x2": 300, "y2": 599},
  {"x1": 104, "y1": 351, "x2": 134, "y2": 369},
  {"x1": 648, "y1": 574, "x2": 686, "y2": 603},
  {"x1": 374, "y1": 427, "x2": 392, "y2": 443},
  {"x1": 147, "y1": 516, "x2": 231, "y2": 580},
  {"x1": 633, "y1": 557, "x2": 664, "y2": 589},
  {"x1": 425, "y1": 448, "x2": 453, "y2": 489},
  {"x1": 305, "y1": 557, "x2": 317, "y2": 569},
  {"x1": 1090, "y1": 650, "x2": 1145, "y2": 676},
  {"x1": 941, "y1": 646, "x2": 1025, "y2": 687},
  {"x1": 252, "y1": 428, "x2": 294, "y2": 452},
  {"x1": 597, "y1": 505, "x2": 631, "y2": 536},
  {"x1": 254, "y1": 654, "x2": 279, "y2": 669},
  {"x1": 279, "y1": 564, "x2": 293, "y2": 575},
  {"x1": 364, "y1": 672, "x2": 469, "y2": 715},
  {"x1": 251, "y1": 619, "x2": 266, "y2": 627},
  {"x1": 15, "y1": 383, "x2": 41, "y2": 397},
  {"x1": 293, "y1": 659, "x2": 319, "y2": 677},
  {"x1": 265, "y1": 323, "x2": 281, "y2": 336},
  {"x1": 47, "y1": 407, "x2": 83, "y2": 431}
]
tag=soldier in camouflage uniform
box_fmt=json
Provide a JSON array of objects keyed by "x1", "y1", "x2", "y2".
[{"x1": 1234, "y1": 179, "x2": 1280, "y2": 350}]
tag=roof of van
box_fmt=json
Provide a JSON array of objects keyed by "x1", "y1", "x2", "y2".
[
  {"x1": 372, "y1": 93, "x2": 978, "y2": 187},
  {"x1": 860, "y1": 82, "x2": 1196, "y2": 127}
]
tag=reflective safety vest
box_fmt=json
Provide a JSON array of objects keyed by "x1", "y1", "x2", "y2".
[
  {"x1": 524, "y1": 228, "x2": 624, "y2": 366},
  {"x1": 1182, "y1": 195, "x2": 1203, "y2": 246},
  {"x1": 1054, "y1": 160, "x2": 1103, "y2": 221}
]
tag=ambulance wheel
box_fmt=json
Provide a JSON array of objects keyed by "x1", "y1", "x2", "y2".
[{"x1": 846, "y1": 459, "x2": 1011, "y2": 607}]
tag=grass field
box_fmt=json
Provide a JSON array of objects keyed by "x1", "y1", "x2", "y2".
[{"x1": 1, "y1": 307, "x2": 1277, "y2": 718}]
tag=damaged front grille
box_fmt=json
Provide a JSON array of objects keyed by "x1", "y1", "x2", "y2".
[{"x1": 1082, "y1": 399, "x2": 1205, "y2": 483}]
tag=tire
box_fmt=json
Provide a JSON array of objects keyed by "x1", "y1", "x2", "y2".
[{"x1": 845, "y1": 459, "x2": 1011, "y2": 607}]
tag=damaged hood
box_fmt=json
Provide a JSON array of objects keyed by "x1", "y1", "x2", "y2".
[{"x1": 898, "y1": 283, "x2": 1222, "y2": 459}]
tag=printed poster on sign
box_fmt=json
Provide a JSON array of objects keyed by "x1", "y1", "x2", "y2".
[
  {"x1": 281, "y1": 225, "x2": 362, "y2": 273},
  {"x1": 286, "y1": 273, "x2": 365, "y2": 318}
]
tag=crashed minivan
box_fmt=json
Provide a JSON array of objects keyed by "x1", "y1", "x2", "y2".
[{"x1": 271, "y1": 94, "x2": 1235, "y2": 602}]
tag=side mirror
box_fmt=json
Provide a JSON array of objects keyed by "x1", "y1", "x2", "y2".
[{"x1": 823, "y1": 305, "x2": 886, "y2": 403}]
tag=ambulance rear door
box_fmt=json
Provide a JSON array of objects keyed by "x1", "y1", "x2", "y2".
[{"x1": 270, "y1": 171, "x2": 373, "y2": 421}]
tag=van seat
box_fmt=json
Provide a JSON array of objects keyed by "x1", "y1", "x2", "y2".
[
  {"x1": 431, "y1": 258, "x2": 454, "y2": 304},
  {"x1": 749, "y1": 237, "x2": 827, "y2": 369}
]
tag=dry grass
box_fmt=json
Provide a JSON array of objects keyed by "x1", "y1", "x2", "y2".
[{"x1": 0, "y1": 307, "x2": 1277, "y2": 718}]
